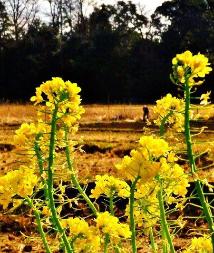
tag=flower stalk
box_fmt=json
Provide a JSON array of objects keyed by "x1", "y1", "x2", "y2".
[
  {"x1": 34, "y1": 134, "x2": 49, "y2": 199},
  {"x1": 64, "y1": 126, "x2": 98, "y2": 216},
  {"x1": 34, "y1": 134, "x2": 44, "y2": 175},
  {"x1": 159, "y1": 110, "x2": 173, "y2": 136},
  {"x1": 130, "y1": 176, "x2": 140, "y2": 253},
  {"x1": 26, "y1": 197, "x2": 51, "y2": 253},
  {"x1": 184, "y1": 81, "x2": 214, "y2": 247},
  {"x1": 47, "y1": 105, "x2": 73, "y2": 253},
  {"x1": 104, "y1": 233, "x2": 110, "y2": 253},
  {"x1": 149, "y1": 227, "x2": 157, "y2": 253},
  {"x1": 157, "y1": 179, "x2": 175, "y2": 253},
  {"x1": 109, "y1": 190, "x2": 114, "y2": 216}
]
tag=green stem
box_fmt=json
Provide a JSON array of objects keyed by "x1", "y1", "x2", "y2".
[
  {"x1": 149, "y1": 227, "x2": 157, "y2": 253},
  {"x1": 34, "y1": 134, "x2": 48, "y2": 199},
  {"x1": 160, "y1": 111, "x2": 173, "y2": 137},
  {"x1": 104, "y1": 233, "x2": 110, "y2": 253},
  {"x1": 161, "y1": 230, "x2": 168, "y2": 253},
  {"x1": 109, "y1": 192, "x2": 120, "y2": 253},
  {"x1": 64, "y1": 127, "x2": 97, "y2": 216},
  {"x1": 34, "y1": 134, "x2": 44, "y2": 175},
  {"x1": 130, "y1": 176, "x2": 140, "y2": 253},
  {"x1": 184, "y1": 82, "x2": 214, "y2": 247},
  {"x1": 47, "y1": 105, "x2": 73, "y2": 253},
  {"x1": 157, "y1": 180, "x2": 175, "y2": 253},
  {"x1": 109, "y1": 190, "x2": 114, "y2": 216},
  {"x1": 26, "y1": 197, "x2": 51, "y2": 253},
  {"x1": 113, "y1": 246, "x2": 120, "y2": 253}
]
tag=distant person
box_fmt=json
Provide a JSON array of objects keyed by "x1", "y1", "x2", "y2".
[{"x1": 142, "y1": 105, "x2": 149, "y2": 121}]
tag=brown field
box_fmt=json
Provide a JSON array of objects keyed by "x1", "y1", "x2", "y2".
[
  {"x1": 0, "y1": 103, "x2": 214, "y2": 252},
  {"x1": 0, "y1": 103, "x2": 151, "y2": 124},
  {"x1": 1, "y1": 102, "x2": 214, "y2": 124},
  {"x1": 0, "y1": 103, "x2": 214, "y2": 181}
]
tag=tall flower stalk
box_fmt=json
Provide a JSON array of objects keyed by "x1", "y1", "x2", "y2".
[
  {"x1": 149, "y1": 227, "x2": 157, "y2": 253},
  {"x1": 26, "y1": 197, "x2": 52, "y2": 253},
  {"x1": 64, "y1": 126, "x2": 98, "y2": 216},
  {"x1": 29, "y1": 77, "x2": 86, "y2": 252},
  {"x1": 157, "y1": 178, "x2": 175, "y2": 253},
  {"x1": 46, "y1": 104, "x2": 73, "y2": 253},
  {"x1": 171, "y1": 50, "x2": 214, "y2": 247},
  {"x1": 129, "y1": 176, "x2": 140, "y2": 253},
  {"x1": 184, "y1": 81, "x2": 214, "y2": 246}
]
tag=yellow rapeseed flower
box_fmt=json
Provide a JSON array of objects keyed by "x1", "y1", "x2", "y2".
[
  {"x1": 138, "y1": 135, "x2": 170, "y2": 159},
  {"x1": 183, "y1": 236, "x2": 213, "y2": 253},
  {"x1": 116, "y1": 135, "x2": 170, "y2": 182},
  {"x1": 90, "y1": 174, "x2": 130, "y2": 199},
  {"x1": 117, "y1": 135, "x2": 189, "y2": 232},
  {"x1": 96, "y1": 211, "x2": 131, "y2": 239},
  {"x1": 159, "y1": 159, "x2": 189, "y2": 203},
  {"x1": 153, "y1": 93, "x2": 185, "y2": 132},
  {"x1": 124, "y1": 154, "x2": 189, "y2": 232},
  {"x1": 172, "y1": 51, "x2": 212, "y2": 86},
  {"x1": 125, "y1": 181, "x2": 160, "y2": 233},
  {"x1": 0, "y1": 166, "x2": 38, "y2": 209},
  {"x1": 61, "y1": 217, "x2": 101, "y2": 253},
  {"x1": 30, "y1": 77, "x2": 84, "y2": 128}
]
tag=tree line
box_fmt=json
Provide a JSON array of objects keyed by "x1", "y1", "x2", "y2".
[{"x1": 0, "y1": 0, "x2": 213, "y2": 103}]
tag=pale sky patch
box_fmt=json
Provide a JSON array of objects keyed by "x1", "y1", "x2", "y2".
[
  {"x1": 38, "y1": 0, "x2": 168, "y2": 20},
  {"x1": 97, "y1": 0, "x2": 167, "y2": 15}
]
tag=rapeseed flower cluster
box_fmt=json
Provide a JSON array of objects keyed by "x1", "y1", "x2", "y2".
[
  {"x1": 13, "y1": 121, "x2": 72, "y2": 178},
  {"x1": 13, "y1": 122, "x2": 46, "y2": 156},
  {"x1": 96, "y1": 211, "x2": 131, "y2": 239},
  {"x1": 30, "y1": 77, "x2": 84, "y2": 128},
  {"x1": 172, "y1": 50, "x2": 212, "y2": 86},
  {"x1": 13, "y1": 78, "x2": 83, "y2": 178},
  {"x1": 126, "y1": 181, "x2": 159, "y2": 232},
  {"x1": 61, "y1": 217, "x2": 101, "y2": 253},
  {"x1": 153, "y1": 93, "x2": 185, "y2": 132},
  {"x1": 0, "y1": 165, "x2": 38, "y2": 209},
  {"x1": 115, "y1": 135, "x2": 171, "y2": 182},
  {"x1": 125, "y1": 158, "x2": 189, "y2": 233},
  {"x1": 90, "y1": 174, "x2": 130, "y2": 199},
  {"x1": 116, "y1": 135, "x2": 189, "y2": 233},
  {"x1": 14, "y1": 122, "x2": 67, "y2": 154},
  {"x1": 183, "y1": 236, "x2": 213, "y2": 253},
  {"x1": 159, "y1": 158, "x2": 189, "y2": 203},
  {"x1": 13, "y1": 123, "x2": 41, "y2": 148},
  {"x1": 61, "y1": 213, "x2": 131, "y2": 251}
]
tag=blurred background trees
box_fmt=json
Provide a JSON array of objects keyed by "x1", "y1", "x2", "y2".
[{"x1": 0, "y1": 0, "x2": 213, "y2": 103}]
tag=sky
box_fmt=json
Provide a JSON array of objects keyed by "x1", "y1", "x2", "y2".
[
  {"x1": 96, "y1": 0, "x2": 167, "y2": 15},
  {"x1": 39, "y1": 0, "x2": 168, "y2": 19}
]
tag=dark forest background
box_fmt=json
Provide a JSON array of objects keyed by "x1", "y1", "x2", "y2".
[{"x1": 0, "y1": 0, "x2": 213, "y2": 103}]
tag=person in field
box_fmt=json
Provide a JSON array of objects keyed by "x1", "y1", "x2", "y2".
[{"x1": 142, "y1": 105, "x2": 149, "y2": 121}]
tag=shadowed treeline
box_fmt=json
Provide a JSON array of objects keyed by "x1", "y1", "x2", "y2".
[{"x1": 0, "y1": 0, "x2": 213, "y2": 103}]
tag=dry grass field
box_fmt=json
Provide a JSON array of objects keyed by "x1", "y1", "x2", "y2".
[
  {"x1": 1, "y1": 102, "x2": 214, "y2": 123},
  {"x1": 0, "y1": 103, "x2": 214, "y2": 181},
  {"x1": 0, "y1": 103, "x2": 152, "y2": 124},
  {"x1": 0, "y1": 103, "x2": 214, "y2": 252}
]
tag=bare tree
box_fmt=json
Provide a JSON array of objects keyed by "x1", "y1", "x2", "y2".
[
  {"x1": 47, "y1": 0, "x2": 76, "y2": 34},
  {"x1": 63, "y1": 0, "x2": 75, "y2": 32},
  {"x1": 46, "y1": 0, "x2": 96, "y2": 36},
  {"x1": 0, "y1": 1, "x2": 10, "y2": 43},
  {"x1": 5, "y1": 0, "x2": 38, "y2": 41},
  {"x1": 47, "y1": 0, "x2": 60, "y2": 30},
  {"x1": 74, "y1": 0, "x2": 96, "y2": 38}
]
